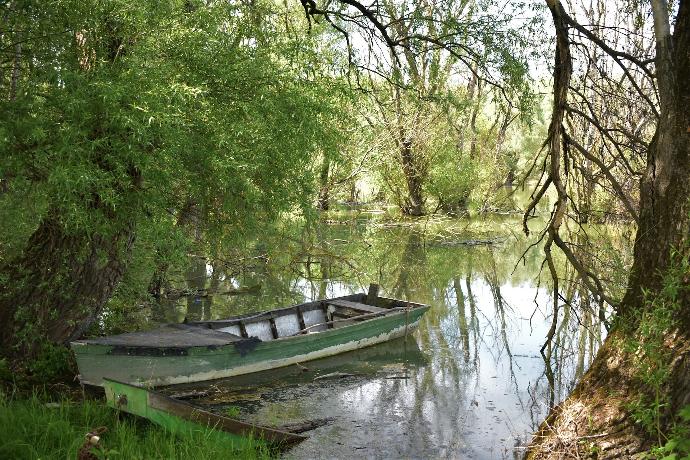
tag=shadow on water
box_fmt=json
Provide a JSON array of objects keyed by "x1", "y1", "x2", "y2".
[{"x1": 153, "y1": 215, "x2": 613, "y2": 459}]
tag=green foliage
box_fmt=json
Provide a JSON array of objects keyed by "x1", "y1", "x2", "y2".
[
  {"x1": 25, "y1": 344, "x2": 75, "y2": 384},
  {"x1": 620, "y1": 248, "x2": 690, "y2": 451},
  {"x1": 335, "y1": 0, "x2": 546, "y2": 216},
  {"x1": 0, "y1": 0, "x2": 354, "y2": 344},
  {"x1": 0, "y1": 0, "x2": 346, "y2": 247},
  {"x1": 0, "y1": 393, "x2": 269, "y2": 459},
  {"x1": 648, "y1": 406, "x2": 690, "y2": 460},
  {"x1": 426, "y1": 140, "x2": 476, "y2": 213}
]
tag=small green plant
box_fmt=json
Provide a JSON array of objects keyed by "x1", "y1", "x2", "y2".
[
  {"x1": 621, "y1": 247, "x2": 690, "y2": 456},
  {"x1": 585, "y1": 442, "x2": 601, "y2": 456},
  {"x1": 26, "y1": 343, "x2": 75, "y2": 383},
  {"x1": 0, "y1": 358, "x2": 12, "y2": 383},
  {"x1": 623, "y1": 288, "x2": 676, "y2": 442},
  {"x1": 225, "y1": 405, "x2": 241, "y2": 417},
  {"x1": 648, "y1": 406, "x2": 690, "y2": 460}
]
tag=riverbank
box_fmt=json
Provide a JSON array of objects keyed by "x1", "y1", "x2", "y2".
[{"x1": 0, "y1": 389, "x2": 268, "y2": 460}]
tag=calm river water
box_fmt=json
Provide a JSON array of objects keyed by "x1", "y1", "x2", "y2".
[{"x1": 155, "y1": 212, "x2": 610, "y2": 459}]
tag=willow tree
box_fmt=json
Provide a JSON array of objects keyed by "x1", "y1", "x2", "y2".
[
  {"x1": 306, "y1": 0, "x2": 538, "y2": 216},
  {"x1": 363, "y1": 0, "x2": 463, "y2": 216},
  {"x1": 524, "y1": 0, "x2": 690, "y2": 456},
  {"x1": 0, "y1": 0, "x2": 344, "y2": 358}
]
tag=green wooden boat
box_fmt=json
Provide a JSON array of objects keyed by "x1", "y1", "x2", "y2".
[
  {"x1": 72, "y1": 286, "x2": 429, "y2": 387},
  {"x1": 102, "y1": 378, "x2": 305, "y2": 448}
]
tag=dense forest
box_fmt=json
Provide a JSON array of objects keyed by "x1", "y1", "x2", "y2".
[{"x1": 0, "y1": 0, "x2": 688, "y2": 458}]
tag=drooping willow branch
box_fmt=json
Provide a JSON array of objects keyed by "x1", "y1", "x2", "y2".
[
  {"x1": 525, "y1": 0, "x2": 632, "y2": 322},
  {"x1": 297, "y1": 0, "x2": 524, "y2": 108},
  {"x1": 529, "y1": 0, "x2": 627, "y2": 355}
]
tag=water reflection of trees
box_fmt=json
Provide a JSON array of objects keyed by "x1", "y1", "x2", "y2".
[
  {"x1": 160, "y1": 217, "x2": 616, "y2": 452},
  {"x1": 171, "y1": 220, "x2": 606, "y2": 383}
]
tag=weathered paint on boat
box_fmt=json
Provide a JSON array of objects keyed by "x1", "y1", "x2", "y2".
[
  {"x1": 72, "y1": 292, "x2": 429, "y2": 387},
  {"x1": 102, "y1": 378, "x2": 305, "y2": 447}
]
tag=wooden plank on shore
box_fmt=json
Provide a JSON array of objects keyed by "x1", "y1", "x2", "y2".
[
  {"x1": 147, "y1": 387, "x2": 305, "y2": 445},
  {"x1": 103, "y1": 379, "x2": 306, "y2": 448}
]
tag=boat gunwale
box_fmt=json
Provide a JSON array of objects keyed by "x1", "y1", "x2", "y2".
[{"x1": 188, "y1": 294, "x2": 427, "y2": 327}]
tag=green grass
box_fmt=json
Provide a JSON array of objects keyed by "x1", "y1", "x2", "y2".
[{"x1": 0, "y1": 391, "x2": 269, "y2": 459}]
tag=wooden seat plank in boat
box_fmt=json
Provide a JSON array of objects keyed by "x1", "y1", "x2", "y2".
[
  {"x1": 326, "y1": 299, "x2": 388, "y2": 315},
  {"x1": 81, "y1": 324, "x2": 243, "y2": 347}
]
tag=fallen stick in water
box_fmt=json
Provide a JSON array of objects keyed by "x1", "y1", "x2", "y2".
[
  {"x1": 169, "y1": 389, "x2": 211, "y2": 400},
  {"x1": 313, "y1": 372, "x2": 356, "y2": 381},
  {"x1": 275, "y1": 418, "x2": 335, "y2": 434}
]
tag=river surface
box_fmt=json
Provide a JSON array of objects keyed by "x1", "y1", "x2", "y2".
[{"x1": 153, "y1": 211, "x2": 613, "y2": 459}]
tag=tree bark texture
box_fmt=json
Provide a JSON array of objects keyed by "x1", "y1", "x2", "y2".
[
  {"x1": 621, "y1": 0, "x2": 690, "y2": 315},
  {"x1": 0, "y1": 213, "x2": 135, "y2": 355}
]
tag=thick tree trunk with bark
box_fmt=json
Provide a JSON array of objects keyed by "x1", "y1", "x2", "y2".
[
  {"x1": 621, "y1": 1, "x2": 690, "y2": 315},
  {"x1": 0, "y1": 213, "x2": 135, "y2": 356},
  {"x1": 527, "y1": 1, "x2": 690, "y2": 457},
  {"x1": 0, "y1": 9, "x2": 144, "y2": 360}
]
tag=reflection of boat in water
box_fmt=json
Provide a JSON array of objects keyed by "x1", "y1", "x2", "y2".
[
  {"x1": 168, "y1": 335, "x2": 428, "y2": 392},
  {"x1": 72, "y1": 287, "x2": 429, "y2": 387}
]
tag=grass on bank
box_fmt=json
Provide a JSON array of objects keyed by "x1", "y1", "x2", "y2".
[{"x1": 0, "y1": 391, "x2": 269, "y2": 460}]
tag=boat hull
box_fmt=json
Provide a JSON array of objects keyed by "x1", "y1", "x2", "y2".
[{"x1": 73, "y1": 305, "x2": 428, "y2": 387}]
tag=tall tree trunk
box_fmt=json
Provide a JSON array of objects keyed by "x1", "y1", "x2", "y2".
[
  {"x1": 317, "y1": 155, "x2": 330, "y2": 211},
  {"x1": 468, "y1": 81, "x2": 482, "y2": 160},
  {"x1": 400, "y1": 138, "x2": 425, "y2": 216},
  {"x1": 204, "y1": 262, "x2": 221, "y2": 321},
  {"x1": 184, "y1": 256, "x2": 207, "y2": 323},
  {"x1": 349, "y1": 179, "x2": 357, "y2": 203},
  {"x1": 456, "y1": 68, "x2": 478, "y2": 153},
  {"x1": 527, "y1": 1, "x2": 690, "y2": 457},
  {"x1": 0, "y1": 213, "x2": 135, "y2": 355},
  {"x1": 621, "y1": 0, "x2": 690, "y2": 315},
  {"x1": 0, "y1": 8, "x2": 145, "y2": 359}
]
